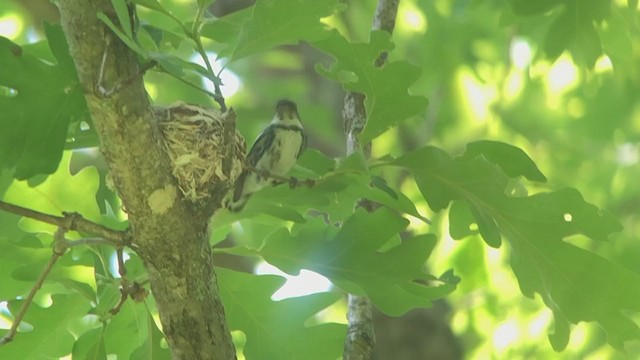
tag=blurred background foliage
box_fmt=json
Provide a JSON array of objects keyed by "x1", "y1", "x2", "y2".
[{"x1": 1, "y1": 0, "x2": 639, "y2": 359}]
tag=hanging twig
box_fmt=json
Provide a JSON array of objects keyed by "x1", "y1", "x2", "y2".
[{"x1": 343, "y1": 0, "x2": 401, "y2": 359}]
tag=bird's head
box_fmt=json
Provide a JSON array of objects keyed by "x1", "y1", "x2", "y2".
[{"x1": 274, "y1": 99, "x2": 300, "y2": 122}]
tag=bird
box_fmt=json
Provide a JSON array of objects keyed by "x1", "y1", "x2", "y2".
[{"x1": 224, "y1": 99, "x2": 307, "y2": 212}]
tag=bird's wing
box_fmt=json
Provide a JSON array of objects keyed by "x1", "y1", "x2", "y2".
[
  {"x1": 297, "y1": 130, "x2": 308, "y2": 159},
  {"x1": 245, "y1": 125, "x2": 275, "y2": 166}
]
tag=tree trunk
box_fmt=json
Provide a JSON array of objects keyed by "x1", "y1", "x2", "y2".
[{"x1": 57, "y1": 1, "x2": 236, "y2": 358}]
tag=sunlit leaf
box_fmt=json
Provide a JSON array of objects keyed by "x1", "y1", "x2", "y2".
[
  {"x1": 459, "y1": 140, "x2": 547, "y2": 182},
  {"x1": 218, "y1": 268, "x2": 346, "y2": 360},
  {"x1": 72, "y1": 328, "x2": 107, "y2": 360},
  {"x1": 259, "y1": 209, "x2": 455, "y2": 315},
  {"x1": 1, "y1": 294, "x2": 90, "y2": 359},
  {"x1": 222, "y1": 0, "x2": 344, "y2": 60},
  {"x1": 393, "y1": 145, "x2": 636, "y2": 350}
]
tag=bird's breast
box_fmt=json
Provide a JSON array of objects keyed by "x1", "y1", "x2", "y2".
[{"x1": 257, "y1": 128, "x2": 303, "y2": 176}]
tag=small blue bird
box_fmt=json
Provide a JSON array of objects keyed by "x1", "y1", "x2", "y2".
[{"x1": 224, "y1": 99, "x2": 307, "y2": 211}]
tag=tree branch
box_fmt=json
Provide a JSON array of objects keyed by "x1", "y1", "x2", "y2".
[
  {"x1": 343, "y1": 0, "x2": 401, "y2": 359},
  {"x1": 0, "y1": 200, "x2": 127, "y2": 245}
]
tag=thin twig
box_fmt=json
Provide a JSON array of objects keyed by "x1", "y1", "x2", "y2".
[
  {"x1": 109, "y1": 248, "x2": 148, "y2": 315},
  {"x1": 191, "y1": 4, "x2": 227, "y2": 111},
  {"x1": 0, "y1": 201, "x2": 128, "y2": 245},
  {"x1": 243, "y1": 164, "x2": 316, "y2": 188},
  {"x1": 65, "y1": 237, "x2": 115, "y2": 248},
  {"x1": 0, "y1": 228, "x2": 67, "y2": 346}
]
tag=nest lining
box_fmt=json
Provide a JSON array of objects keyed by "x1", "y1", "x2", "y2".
[{"x1": 156, "y1": 102, "x2": 246, "y2": 202}]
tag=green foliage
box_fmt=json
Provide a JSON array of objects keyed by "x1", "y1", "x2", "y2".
[
  {"x1": 1, "y1": 0, "x2": 640, "y2": 358},
  {"x1": 0, "y1": 24, "x2": 87, "y2": 179},
  {"x1": 392, "y1": 144, "x2": 638, "y2": 351},
  {"x1": 219, "y1": 0, "x2": 344, "y2": 60},
  {"x1": 3, "y1": 294, "x2": 90, "y2": 359},
  {"x1": 258, "y1": 209, "x2": 456, "y2": 316},
  {"x1": 218, "y1": 268, "x2": 345, "y2": 360},
  {"x1": 313, "y1": 30, "x2": 428, "y2": 143}
]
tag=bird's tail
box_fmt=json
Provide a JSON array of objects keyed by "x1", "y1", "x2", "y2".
[{"x1": 223, "y1": 171, "x2": 250, "y2": 212}]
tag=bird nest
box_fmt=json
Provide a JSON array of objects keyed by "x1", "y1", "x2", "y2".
[{"x1": 155, "y1": 103, "x2": 246, "y2": 202}]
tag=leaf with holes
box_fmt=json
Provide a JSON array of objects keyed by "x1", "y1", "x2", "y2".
[
  {"x1": 313, "y1": 30, "x2": 428, "y2": 143},
  {"x1": 393, "y1": 145, "x2": 635, "y2": 351}
]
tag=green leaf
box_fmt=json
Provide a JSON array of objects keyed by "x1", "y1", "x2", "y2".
[
  {"x1": 1, "y1": 294, "x2": 90, "y2": 359},
  {"x1": 543, "y1": 9, "x2": 574, "y2": 60},
  {"x1": 103, "y1": 302, "x2": 162, "y2": 359},
  {"x1": 507, "y1": 0, "x2": 559, "y2": 16},
  {"x1": 0, "y1": 235, "x2": 50, "y2": 300},
  {"x1": 259, "y1": 209, "x2": 455, "y2": 315},
  {"x1": 0, "y1": 26, "x2": 87, "y2": 179},
  {"x1": 313, "y1": 31, "x2": 428, "y2": 143},
  {"x1": 448, "y1": 201, "x2": 477, "y2": 240},
  {"x1": 133, "y1": 0, "x2": 166, "y2": 12},
  {"x1": 248, "y1": 202, "x2": 307, "y2": 223},
  {"x1": 110, "y1": 0, "x2": 133, "y2": 39},
  {"x1": 542, "y1": 3, "x2": 603, "y2": 66},
  {"x1": 296, "y1": 149, "x2": 336, "y2": 176},
  {"x1": 97, "y1": 12, "x2": 146, "y2": 56},
  {"x1": 336, "y1": 151, "x2": 369, "y2": 173},
  {"x1": 197, "y1": 0, "x2": 215, "y2": 9},
  {"x1": 217, "y1": 268, "x2": 346, "y2": 360},
  {"x1": 222, "y1": 0, "x2": 344, "y2": 60},
  {"x1": 459, "y1": 140, "x2": 547, "y2": 182},
  {"x1": 129, "y1": 311, "x2": 171, "y2": 360},
  {"x1": 394, "y1": 146, "x2": 636, "y2": 350},
  {"x1": 72, "y1": 328, "x2": 107, "y2": 360},
  {"x1": 199, "y1": 7, "x2": 252, "y2": 47}
]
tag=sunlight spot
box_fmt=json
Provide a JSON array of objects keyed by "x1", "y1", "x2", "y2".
[
  {"x1": 510, "y1": 38, "x2": 532, "y2": 69},
  {"x1": 566, "y1": 97, "x2": 585, "y2": 118},
  {"x1": 231, "y1": 330, "x2": 247, "y2": 360},
  {"x1": 469, "y1": 223, "x2": 479, "y2": 231},
  {"x1": 503, "y1": 70, "x2": 524, "y2": 102},
  {"x1": 566, "y1": 322, "x2": 589, "y2": 350},
  {"x1": 528, "y1": 310, "x2": 551, "y2": 337},
  {"x1": 109, "y1": 250, "x2": 131, "y2": 277},
  {"x1": 0, "y1": 14, "x2": 23, "y2": 39},
  {"x1": 616, "y1": 142, "x2": 639, "y2": 166},
  {"x1": 459, "y1": 69, "x2": 496, "y2": 123},
  {"x1": 493, "y1": 321, "x2": 520, "y2": 350},
  {"x1": 563, "y1": 213, "x2": 572, "y2": 222},
  {"x1": 255, "y1": 262, "x2": 332, "y2": 300},
  {"x1": 146, "y1": 83, "x2": 158, "y2": 99},
  {"x1": 398, "y1": 2, "x2": 427, "y2": 34},
  {"x1": 190, "y1": 53, "x2": 241, "y2": 98},
  {"x1": 0, "y1": 301, "x2": 10, "y2": 330},
  {"x1": 546, "y1": 56, "x2": 579, "y2": 94},
  {"x1": 594, "y1": 54, "x2": 613, "y2": 74}
]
